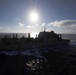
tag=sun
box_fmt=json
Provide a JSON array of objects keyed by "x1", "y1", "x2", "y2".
[{"x1": 29, "y1": 11, "x2": 39, "y2": 22}]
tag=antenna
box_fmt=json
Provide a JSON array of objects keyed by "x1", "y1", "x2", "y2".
[{"x1": 44, "y1": 26, "x2": 46, "y2": 32}]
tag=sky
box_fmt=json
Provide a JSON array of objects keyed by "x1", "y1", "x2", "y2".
[{"x1": 0, "y1": 0, "x2": 76, "y2": 35}]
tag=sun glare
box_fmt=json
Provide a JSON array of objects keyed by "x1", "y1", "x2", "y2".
[
  {"x1": 31, "y1": 33, "x2": 36, "y2": 38},
  {"x1": 29, "y1": 11, "x2": 39, "y2": 22},
  {"x1": 31, "y1": 32, "x2": 38, "y2": 38}
]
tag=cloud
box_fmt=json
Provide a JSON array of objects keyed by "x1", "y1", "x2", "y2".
[
  {"x1": 26, "y1": 24, "x2": 40, "y2": 29},
  {"x1": 0, "y1": 27, "x2": 2, "y2": 29},
  {"x1": 16, "y1": 22, "x2": 24, "y2": 28},
  {"x1": 6, "y1": 27, "x2": 10, "y2": 30},
  {"x1": 35, "y1": 24, "x2": 39, "y2": 26},
  {"x1": 41, "y1": 23, "x2": 46, "y2": 26},
  {"x1": 48, "y1": 20, "x2": 76, "y2": 27},
  {"x1": 26, "y1": 25, "x2": 34, "y2": 28},
  {"x1": 19, "y1": 23, "x2": 24, "y2": 27}
]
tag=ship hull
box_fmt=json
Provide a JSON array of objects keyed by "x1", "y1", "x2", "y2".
[{"x1": 0, "y1": 39, "x2": 70, "y2": 50}]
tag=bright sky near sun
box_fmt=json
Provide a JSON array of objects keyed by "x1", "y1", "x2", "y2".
[{"x1": 0, "y1": 0, "x2": 76, "y2": 35}]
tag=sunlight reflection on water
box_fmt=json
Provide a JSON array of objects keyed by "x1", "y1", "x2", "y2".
[{"x1": 26, "y1": 57, "x2": 47, "y2": 71}]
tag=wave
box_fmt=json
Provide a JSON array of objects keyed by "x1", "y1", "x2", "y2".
[
  {"x1": 70, "y1": 40, "x2": 76, "y2": 46},
  {"x1": 0, "y1": 40, "x2": 76, "y2": 56}
]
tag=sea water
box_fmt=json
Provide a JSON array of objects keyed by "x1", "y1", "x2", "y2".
[
  {"x1": 0, "y1": 34, "x2": 76, "y2": 75},
  {"x1": 0, "y1": 34, "x2": 76, "y2": 56}
]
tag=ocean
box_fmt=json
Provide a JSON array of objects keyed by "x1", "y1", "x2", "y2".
[
  {"x1": 0, "y1": 33, "x2": 28, "y2": 38},
  {"x1": 62, "y1": 34, "x2": 76, "y2": 40},
  {"x1": 0, "y1": 33, "x2": 76, "y2": 39},
  {"x1": 0, "y1": 34, "x2": 76, "y2": 56},
  {"x1": 0, "y1": 34, "x2": 76, "y2": 75}
]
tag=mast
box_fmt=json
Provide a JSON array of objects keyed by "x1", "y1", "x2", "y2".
[{"x1": 44, "y1": 26, "x2": 46, "y2": 32}]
